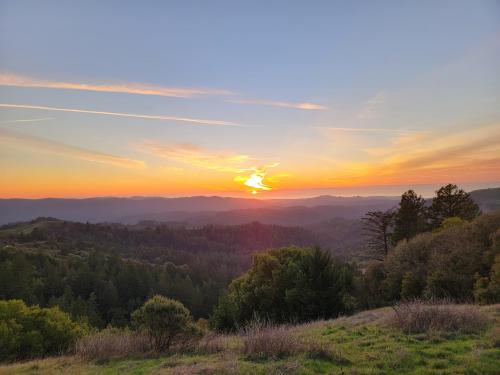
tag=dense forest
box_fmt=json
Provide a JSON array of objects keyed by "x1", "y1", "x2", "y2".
[{"x1": 0, "y1": 220, "x2": 318, "y2": 325}]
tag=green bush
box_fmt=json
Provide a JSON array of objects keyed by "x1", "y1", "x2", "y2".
[
  {"x1": 132, "y1": 295, "x2": 198, "y2": 351},
  {"x1": 0, "y1": 299, "x2": 86, "y2": 361},
  {"x1": 474, "y1": 253, "x2": 500, "y2": 304}
]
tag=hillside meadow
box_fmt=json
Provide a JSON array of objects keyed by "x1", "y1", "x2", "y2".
[{"x1": 1, "y1": 303, "x2": 499, "y2": 375}]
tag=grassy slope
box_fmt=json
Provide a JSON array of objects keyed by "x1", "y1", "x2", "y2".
[{"x1": 1, "y1": 305, "x2": 499, "y2": 375}]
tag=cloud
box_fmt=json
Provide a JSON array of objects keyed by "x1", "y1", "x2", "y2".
[
  {"x1": 0, "y1": 72, "x2": 327, "y2": 112},
  {"x1": 388, "y1": 132, "x2": 500, "y2": 172},
  {"x1": 0, "y1": 128, "x2": 144, "y2": 168},
  {"x1": 0, "y1": 72, "x2": 233, "y2": 98},
  {"x1": 142, "y1": 142, "x2": 251, "y2": 172},
  {"x1": 358, "y1": 91, "x2": 386, "y2": 119},
  {"x1": 227, "y1": 98, "x2": 327, "y2": 110},
  {"x1": 0, "y1": 103, "x2": 242, "y2": 127},
  {"x1": 319, "y1": 126, "x2": 415, "y2": 133},
  {"x1": 328, "y1": 123, "x2": 500, "y2": 186},
  {"x1": 0, "y1": 117, "x2": 52, "y2": 124},
  {"x1": 363, "y1": 132, "x2": 430, "y2": 157}
]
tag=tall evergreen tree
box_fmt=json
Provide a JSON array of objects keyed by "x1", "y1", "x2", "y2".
[
  {"x1": 428, "y1": 184, "x2": 480, "y2": 228},
  {"x1": 392, "y1": 190, "x2": 427, "y2": 244}
]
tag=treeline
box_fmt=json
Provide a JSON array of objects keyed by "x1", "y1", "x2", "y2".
[
  {"x1": 15, "y1": 219, "x2": 316, "y2": 258},
  {"x1": 361, "y1": 184, "x2": 481, "y2": 260},
  {"x1": 0, "y1": 247, "x2": 221, "y2": 326},
  {"x1": 359, "y1": 184, "x2": 499, "y2": 307},
  {"x1": 360, "y1": 211, "x2": 500, "y2": 307},
  {"x1": 0, "y1": 221, "x2": 317, "y2": 326}
]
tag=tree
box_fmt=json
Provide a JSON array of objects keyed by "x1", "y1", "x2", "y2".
[
  {"x1": 392, "y1": 190, "x2": 427, "y2": 244},
  {"x1": 379, "y1": 211, "x2": 500, "y2": 302},
  {"x1": 361, "y1": 210, "x2": 395, "y2": 261},
  {"x1": 210, "y1": 247, "x2": 356, "y2": 331},
  {"x1": 428, "y1": 184, "x2": 480, "y2": 228},
  {"x1": 132, "y1": 295, "x2": 194, "y2": 351}
]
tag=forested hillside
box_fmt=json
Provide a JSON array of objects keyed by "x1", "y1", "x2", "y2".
[{"x1": 0, "y1": 219, "x2": 318, "y2": 325}]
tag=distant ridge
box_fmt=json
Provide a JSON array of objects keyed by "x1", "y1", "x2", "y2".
[{"x1": 0, "y1": 188, "x2": 497, "y2": 225}]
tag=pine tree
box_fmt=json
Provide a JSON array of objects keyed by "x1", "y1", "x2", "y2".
[
  {"x1": 392, "y1": 190, "x2": 427, "y2": 244},
  {"x1": 428, "y1": 184, "x2": 480, "y2": 228}
]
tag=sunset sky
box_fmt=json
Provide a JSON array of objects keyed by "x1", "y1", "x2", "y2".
[{"x1": 0, "y1": 1, "x2": 499, "y2": 198}]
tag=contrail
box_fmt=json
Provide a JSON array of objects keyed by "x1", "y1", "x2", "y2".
[
  {"x1": 0, "y1": 103, "x2": 243, "y2": 127},
  {"x1": 0, "y1": 117, "x2": 52, "y2": 124}
]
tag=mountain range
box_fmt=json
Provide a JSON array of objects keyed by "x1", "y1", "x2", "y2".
[{"x1": 0, "y1": 187, "x2": 498, "y2": 226}]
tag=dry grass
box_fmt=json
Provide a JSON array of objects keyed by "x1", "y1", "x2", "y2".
[
  {"x1": 75, "y1": 328, "x2": 152, "y2": 360},
  {"x1": 196, "y1": 332, "x2": 232, "y2": 354},
  {"x1": 241, "y1": 322, "x2": 302, "y2": 360},
  {"x1": 391, "y1": 300, "x2": 489, "y2": 335}
]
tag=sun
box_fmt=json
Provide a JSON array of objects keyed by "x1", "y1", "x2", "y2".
[
  {"x1": 244, "y1": 171, "x2": 271, "y2": 192},
  {"x1": 233, "y1": 163, "x2": 280, "y2": 195}
]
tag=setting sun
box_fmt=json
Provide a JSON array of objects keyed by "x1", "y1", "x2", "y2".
[{"x1": 244, "y1": 170, "x2": 271, "y2": 194}]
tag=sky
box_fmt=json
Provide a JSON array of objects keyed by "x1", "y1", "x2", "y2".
[{"x1": 0, "y1": 0, "x2": 499, "y2": 198}]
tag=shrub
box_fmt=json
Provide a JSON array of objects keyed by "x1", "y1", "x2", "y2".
[
  {"x1": 132, "y1": 295, "x2": 198, "y2": 351},
  {"x1": 75, "y1": 327, "x2": 151, "y2": 360},
  {"x1": 391, "y1": 300, "x2": 488, "y2": 335},
  {"x1": 0, "y1": 299, "x2": 86, "y2": 361},
  {"x1": 241, "y1": 321, "x2": 301, "y2": 360},
  {"x1": 474, "y1": 254, "x2": 500, "y2": 304}
]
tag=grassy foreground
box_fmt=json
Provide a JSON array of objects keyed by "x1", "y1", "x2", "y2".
[{"x1": 1, "y1": 305, "x2": 499, "y2": 375}]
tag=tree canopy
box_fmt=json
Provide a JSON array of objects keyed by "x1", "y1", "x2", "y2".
[
  {"x1": 392, "y1": 190, "x2": 427, "y2": 243},
  {"x1": 211, "y1": 246, "x2": 356, "y2": 331},
  {"x1": 429, "y1": 184, "x2": 480, "y2": 228}
]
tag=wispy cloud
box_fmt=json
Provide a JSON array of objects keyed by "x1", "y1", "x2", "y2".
[
  {"x1": 0, "y1": 128, "x2": 145, "y2": 168},
  {"x1": 0, "y1": 103, "x2": 242, "y2": 127},
  {"x1": 358, "y1": 91, "x2": 386, "y2": 120},
  {"x1": 328, "y1": 123, "x2": 500, "y2": 186},
  {"x1": 142, "y1": 142, "x2": 251, "y2": 172},
  {"x1": 319, "y1": 126, "x2": 415, "y2": 133},
  {"x1": 0, "y1": 72, "x2": 233, "y2": 98},
  {"x1": 0, "y1": 117, "x2": 52, "y2": 124},
  {"x1": 227, "y1": 98, "x2": 327, "y2": 110},
  {"x1": 0, "y1": 72, "x2": 327, "y2": 112}
]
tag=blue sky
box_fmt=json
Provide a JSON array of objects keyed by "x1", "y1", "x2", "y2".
[{"x1": 0, "y1": 0, "x2": 499, "y2": 197}]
